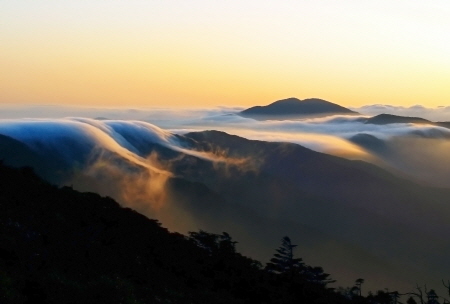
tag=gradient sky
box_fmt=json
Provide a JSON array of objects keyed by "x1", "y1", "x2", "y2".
[{"x1": 1, "y1": 1, "x2": 449, "y2": 108}]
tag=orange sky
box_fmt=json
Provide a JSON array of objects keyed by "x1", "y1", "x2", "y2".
[{"x1": 1, "y1": 1, "x2": 449, "y2": 108}]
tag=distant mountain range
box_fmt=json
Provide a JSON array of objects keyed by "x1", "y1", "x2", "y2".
[
  {"x1": 364, "y1": 113, "x2": 430, "y2": 125},
  {"x1": 364, "y1": 113, "x2": 450, "y2": 130},
  {"x1": 1, "y1": 120, "x2": 449, "y2": 292},
  {"x1": 240, "y1": 97, "x2": 358, "y2": 119},
  {"x1": 239, "y1": 98, "x2": 450, "y2": 130}
]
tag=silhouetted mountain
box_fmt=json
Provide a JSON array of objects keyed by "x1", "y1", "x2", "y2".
[
  {"x1": 365, "y1": 114, "x2": 431, "y2": 125},
  {"x1": 436, "y1": 121, "x2": 450, "y2": 128},
  {"x1": 240, "y1": 98, "x2": 358, "y2": 119}
]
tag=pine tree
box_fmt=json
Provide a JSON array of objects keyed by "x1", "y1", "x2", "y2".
[
  {"x1": 354, "y1": 278, "x2": 364, "y2": 296},
  {"x1": 265, "y1": 236, "x2": 304, "y2": 275}
]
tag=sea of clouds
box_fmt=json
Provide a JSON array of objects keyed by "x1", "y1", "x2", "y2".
[{"x1": 2, "y1": 103, "x2": 450, "y2": 188}]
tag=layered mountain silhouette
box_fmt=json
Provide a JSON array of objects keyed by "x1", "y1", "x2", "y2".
[
  {"x1": 1, "y1": 121, "x2": 450, "y2": 293},
  {"x1": 240, "y1": 98, "x2": 358, "y2": 119}
]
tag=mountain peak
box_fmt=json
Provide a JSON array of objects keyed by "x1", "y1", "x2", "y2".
[
  {"x1": 240, "y1": 97, "x2": 358, "y2": 120},
  {"x1": 270, "y1": 97, "x2": 301, "y2": 104}
]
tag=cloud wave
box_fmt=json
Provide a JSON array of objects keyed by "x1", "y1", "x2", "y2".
[{"x1": 2, "y1": 103, "x2": 450, "y2": 189}]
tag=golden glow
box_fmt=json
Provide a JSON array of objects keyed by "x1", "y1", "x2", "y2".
[{"x1": 1, "y1": 1, "x2": 450, "y2": 107}]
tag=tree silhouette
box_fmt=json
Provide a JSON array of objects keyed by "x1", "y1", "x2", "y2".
[
  {"x1": 265, "y1": 236, "x2": 304, "y2": 275},
  {"x1": 218, "y1": 232, "x2": 238, "y2": 254},
  {"x1": 427, "y1": 289, "x2": 439, "y2": 304},
  {"x1": 408, "y1": 284, "x2": 431, "y2": 304},
  {"x1": 188, "y1": 230, "x2": 238, "y2": 255},
  {"x1": 355, "y1": 278, "x2": 364, "y2": 297},
  {"x1": 390, "y1": 291, "x2": 400, "y2": 304},
  {"x1": 443, "y1": 280, "x2": 450, "y2": 303},
  {"x1": 303, "y1": 265, "x2": 335, "y2": 286},
  {"x1": 188, "y1": 230, "x2": 221, "y2": 255},
  {"x1": 407, "y1": 296, "x2": 418, "y2": 304},
  {"x1": 365, "y1": 290, "x2": 392, "y2": 304}
]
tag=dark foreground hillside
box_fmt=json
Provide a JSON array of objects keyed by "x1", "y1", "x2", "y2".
[{"x1": 0, "y1": 163, "x2": 382, "y2": 304}]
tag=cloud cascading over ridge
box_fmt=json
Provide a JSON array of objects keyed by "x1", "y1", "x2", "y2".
[
  {"x1": 0, "y1": 117, "x2": 258, "y2": 219},
  {"x1": 3, "y1": 104, "x2": 450, "y2": 188}
]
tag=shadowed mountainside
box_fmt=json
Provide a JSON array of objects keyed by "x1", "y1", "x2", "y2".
[
  {"x1": 0, "y1": 134, "x2": 67, "y2": 184},
  {"x1": 0, "y1": 163, "x2": 367, "y2": 304},
  {"x1": 177, "y1": 131, "x2": 450, "y2": 291}
]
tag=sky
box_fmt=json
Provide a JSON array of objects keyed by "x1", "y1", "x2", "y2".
[{"x1": 1, "y1": 1, "x2": 450, "y2": 108}]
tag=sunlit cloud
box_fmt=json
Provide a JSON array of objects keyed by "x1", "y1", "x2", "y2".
[{"x1": 0, "y1": 117, "x2": 257, "y2": 212}]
